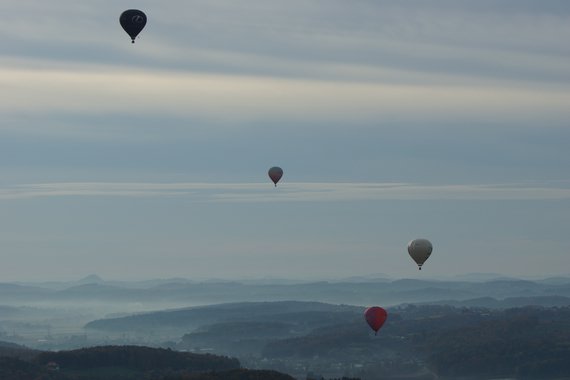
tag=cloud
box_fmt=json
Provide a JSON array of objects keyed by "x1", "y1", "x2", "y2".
[
  {"x1": 3, "y1": 1, "x2": 570, "y2": 83},
  {"x1": 1, "y1": 60, "x2": 569, "y2": 134},
  {"x1": 1, "y1": 181, "x2": 569, "y2": 202},
  {"x1": 2, "y1": 1, "x2": 570, "y2": 140}
]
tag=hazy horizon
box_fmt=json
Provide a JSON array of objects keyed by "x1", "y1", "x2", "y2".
[{"x1": 6, "y1": 271, "x2": 570, "y2": 284}]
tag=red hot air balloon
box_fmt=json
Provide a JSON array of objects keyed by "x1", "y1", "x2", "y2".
[
  {"x1": 364, "y1": 306, "x2": 387, "y2": 335},
  {"x1": 268, "y1": 166, "x2": 283, "y2": 187}
]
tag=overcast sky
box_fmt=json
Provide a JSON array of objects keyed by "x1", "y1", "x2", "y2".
[{"x1": 1, "y1": 0, "x2": 569, "y2": 281}]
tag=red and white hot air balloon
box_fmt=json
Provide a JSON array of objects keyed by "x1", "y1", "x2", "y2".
[{"x1": 268, "y1": 166, "x2": 283, "y2": 187}]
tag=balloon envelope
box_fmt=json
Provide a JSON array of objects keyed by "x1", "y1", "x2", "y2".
[
  {"x1": 268, "y1": 167, "x2": 283, "y2": 186},
  {"x1": 364, "y1": 306, "x2": 387, "y2": 334},
  {"x1": 120, "y1": 9, "x2": 147, "y2": 43},
  {"x1": 408, "y1": 238, "x2": 433, "y2": 270}
]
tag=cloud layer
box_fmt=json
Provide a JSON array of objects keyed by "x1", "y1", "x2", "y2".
[{"x1": 2, "y1": 181, "x2": 569, "y2": 202}]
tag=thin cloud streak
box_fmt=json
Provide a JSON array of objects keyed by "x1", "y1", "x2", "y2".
[{"x1": 1, "y1": 182, "x2": 569, "y2": 202}]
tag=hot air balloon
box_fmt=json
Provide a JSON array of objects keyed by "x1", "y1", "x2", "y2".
[
  {"x1": 364, "y1": 306, "x2": 387, "y2": 335},
  {"x1": 268, "y1": 167, "x2": 283, "y2": 187},
  {"x1": 120, "y1": 9, "x2": 147, "y2": 43},
  {"x1": 408, "y1": 238, "x2": 433, "y2": 270}
]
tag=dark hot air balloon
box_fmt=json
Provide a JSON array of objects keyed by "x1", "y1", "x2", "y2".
[
  {"x1": 268, "y1": 167, "x2": 283, "y2": 187},
  {"x1": 120, "y1": 9, "x2": 147, "y2": 43},
  {"x1": 364, "y1": 306, "x2": 387, "y2": 335},
  {"x1": 408, "y1": 238, "x2": 433, "y2": 270}
]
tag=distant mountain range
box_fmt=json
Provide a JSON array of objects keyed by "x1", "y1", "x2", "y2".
[
  {"x1": 85, "y1": 301, "x2": 570, "y2": 380},
  {"x1": 84, "y1": 296, "x2": 570, "y2": 335},
  {"x1": 3, "y1": 279, "x2": 570, "y2": 380},
  {"x1": 3, "y1": 275, "x2": 570, "y2": 308}
]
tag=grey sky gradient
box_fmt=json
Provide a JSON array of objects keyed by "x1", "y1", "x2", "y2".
[{"x1": 0, "y1": 1, "x2": 569, "y2": 281}]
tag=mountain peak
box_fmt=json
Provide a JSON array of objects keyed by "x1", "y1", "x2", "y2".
[{"x1": 78, "y1": 274, "x2": 104, "y2": 284}]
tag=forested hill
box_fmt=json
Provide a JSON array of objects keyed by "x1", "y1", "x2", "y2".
[
  {"x1": 0, "y1": 340, "x2": 27, "y2": 349},
  {"x1": 36, "y1": 345, "x2": 239, "y2": 371},
  {"x1": 422, "y1": 307, "x2": 570, "y2": 378},
  {"x1": 256, "y1": 305, "x2": 570, "y2": 379},
  {"x1": 85, "y1": 301, "x2": 362, "y2": 332},
  {"x1": 0, "y1": 344, "x2": 295, "y2": 380},
  {"x1": 0, "y1": 340, "x2": 39, "y2": 360}
]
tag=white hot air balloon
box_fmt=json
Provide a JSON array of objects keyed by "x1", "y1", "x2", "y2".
[{"x1": 407, "y1": 239, "x2": 433, "y2": 270}]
